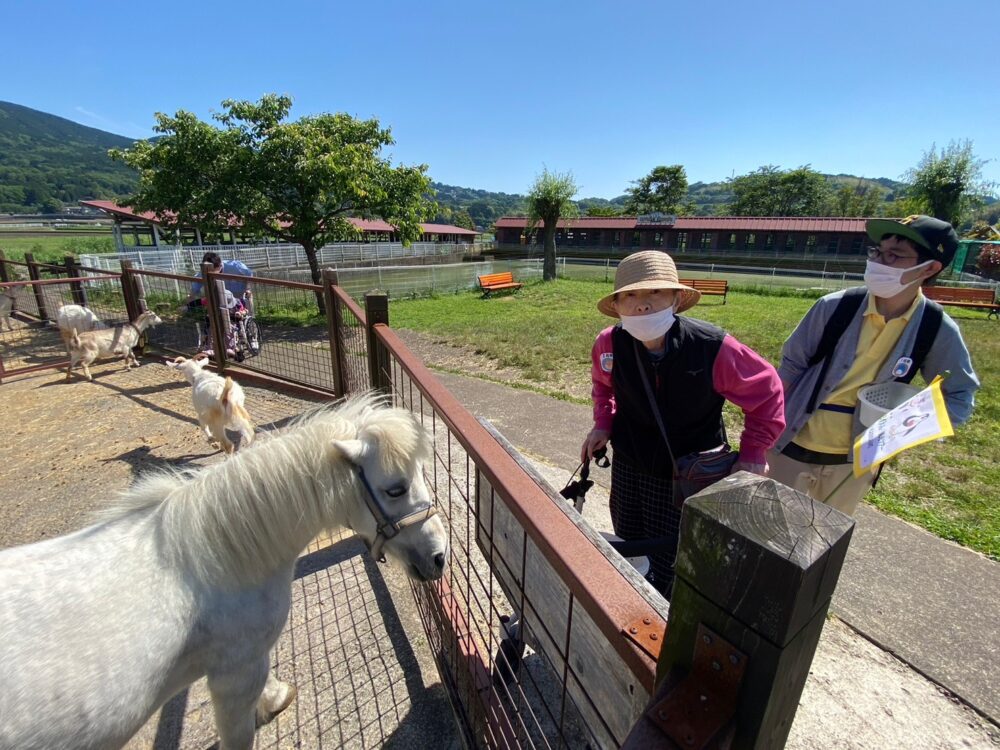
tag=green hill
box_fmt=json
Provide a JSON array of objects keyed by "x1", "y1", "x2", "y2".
[{"x1": 0, "y1": 101, "x2": 138, "y2": 213}]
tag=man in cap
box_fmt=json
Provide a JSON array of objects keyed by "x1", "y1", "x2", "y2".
[{"x1": 767, "y1": 215, "x2": 980, "y2": 516}]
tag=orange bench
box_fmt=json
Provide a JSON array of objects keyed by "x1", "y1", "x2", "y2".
[
  {"x1": 478, "y1": 271, "x2": 523, "y2": 298},
  {"x1": 679, "y1": 278, "x2": 729, "y2": 304},
  {"x1": 923, "y1": 285, "x2": 999, "y2": 319}
]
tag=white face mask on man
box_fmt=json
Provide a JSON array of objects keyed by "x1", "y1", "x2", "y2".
[
  {"x1": 620, "y1": 306, "x2": 676, "y2": 342},
  {"x1": 864, "y1": 259, "x2": 935, "y2": 299}
]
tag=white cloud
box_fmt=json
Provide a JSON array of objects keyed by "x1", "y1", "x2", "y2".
[{"x1": 73, "y1": 106, "x2": 150, "y2": 138}]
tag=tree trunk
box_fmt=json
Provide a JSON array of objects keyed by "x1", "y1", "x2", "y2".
[
  {"x1": 304, "y1": 241, "x2": 327, "y2": 316},
  {"x1": 542, "y1": 223, "x2": 557, "y2": 281}
]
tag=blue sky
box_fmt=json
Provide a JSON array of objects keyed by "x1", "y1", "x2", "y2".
[{"x1": 5, "y1": 0, "x2": 999, "y2": 198}]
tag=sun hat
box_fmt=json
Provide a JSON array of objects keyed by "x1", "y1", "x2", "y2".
[
  {"x1": 866, "y1": 215, "x2": 959, "y2": 267},
  {"x1": 597, "y1": 250, "x2": 700, "y2": 317}
]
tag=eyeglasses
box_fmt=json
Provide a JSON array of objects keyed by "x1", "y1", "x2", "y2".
[{"x1": 866, "y1": 246, "x2": 921, "y2": 267}]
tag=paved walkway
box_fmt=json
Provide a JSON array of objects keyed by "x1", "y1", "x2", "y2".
[{"x1": 432, "y1": 370, "x2": 1000, "y2": 727}]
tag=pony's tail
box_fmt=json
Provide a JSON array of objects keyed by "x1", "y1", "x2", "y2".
[{"x1": 222, "y1": 377, "x2": 255, "y2": 447}]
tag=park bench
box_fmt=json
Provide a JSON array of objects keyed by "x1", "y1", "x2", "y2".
[
  {"x1": 923, "y1": 285, "x2": 1000, "y2": 319},
  {"x1": 678, "y1": 278, "x2": 729, "y2": 304},
  {"x1": 478, "y1": 271, "x2": 523, "y2": 298}
]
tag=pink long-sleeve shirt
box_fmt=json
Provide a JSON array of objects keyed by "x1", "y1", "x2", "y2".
[{"x1": 590, "y1": 326, "x2": 785, "y2": 466}]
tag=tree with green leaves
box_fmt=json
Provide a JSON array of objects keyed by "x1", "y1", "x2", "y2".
[
  {"x1": 584, "y1": 205, "x2": 624, "y2": 217},
  {"x1": 726, "y1": 165, "x2": 832, "y2": 216},
  {"x1": 111, "y1": 94, "x2": 432, "y2": 289},
  {"x1": 903, "y1": 140, "x2": 993, "y2": 229},
  {"x1": 450, "y1": 208, "x2": 476, "y2": 231},
  {"x1": 525, "y1": 168, "x2": 577, "y2": 281},
  {"x1": 624, "y1": 165, "x2": 689, "y2": 215},
  {"x1": 831, "y1": 180, "x2": 885, "y2": 217}
]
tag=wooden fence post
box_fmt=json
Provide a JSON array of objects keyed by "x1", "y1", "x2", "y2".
[
  {"x1": 364, "y1": 292, "x2": 390, "y2": 395},
  {"x1": 119, "y1": 261, "x2": 142, "y2": 322},
  {"x1": 64, "y1": 254, "x2": 88, "y2": 307},
  {"x1": 203, "y1": 262, "x2": 229, "y2": 369},
  {"x1": 622, "y1": 474, "x2": 854, "y2": 749},
  {"x1": 24, "y1": 253, "x2": 50, "y2": 322},
  {"x1": 0, "y1": 250, "x2": 10, "y2": 283},
  {"x1": 322, "y1": 269, "x2": 349, "y2": 397}
]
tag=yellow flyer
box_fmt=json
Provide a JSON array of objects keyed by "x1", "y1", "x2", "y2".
[{"x1": 853, "y1": 376, "x2": 954, "y2": 477}]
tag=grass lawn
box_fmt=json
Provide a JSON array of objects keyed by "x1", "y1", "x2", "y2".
[
  {"x1": 0, "y1": 234, "x2": 116, "y2": 264},
  {"x1": 389, "y1": 277, "x2": 999, "y2": 560}
]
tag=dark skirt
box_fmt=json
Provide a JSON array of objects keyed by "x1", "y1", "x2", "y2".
[{"x1": 609, "y1": 452, "x2": 680, "y2": 599}]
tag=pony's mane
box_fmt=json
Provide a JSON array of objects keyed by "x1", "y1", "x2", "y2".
[{"x1": 100, "y1": 393, "x2": 430, "y2": 584}]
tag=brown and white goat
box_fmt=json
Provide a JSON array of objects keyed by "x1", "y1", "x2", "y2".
[
  {"x1": 168, "y1": 355, "x2": 255, "y2": 454},
  {"x1": 57, "y1": 304, "x2": 107, "y2": 353},
  {"x1": 67, "y1": 310, "x2": 162, "y2": 381}
]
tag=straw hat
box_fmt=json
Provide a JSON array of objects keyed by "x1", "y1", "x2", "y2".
[{"x1": 597, "y1": 251, "x2": 700, "y2": 317}]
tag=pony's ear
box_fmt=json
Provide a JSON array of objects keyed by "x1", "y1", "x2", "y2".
[{"x1": 330, "y1": 438, "x2": 366, "y2": 465}]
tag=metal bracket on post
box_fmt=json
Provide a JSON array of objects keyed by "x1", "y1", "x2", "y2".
[
  {"x1": 622, "y1": 614, "x2": 666, "y2": 662},
  {"x1": 647, "y1": 623, "x2": 746, "y2": 750}
]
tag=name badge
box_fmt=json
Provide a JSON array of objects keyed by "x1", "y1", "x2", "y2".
[{"x1": 891, "y1": 356, "x2": 913, "y2": 378}]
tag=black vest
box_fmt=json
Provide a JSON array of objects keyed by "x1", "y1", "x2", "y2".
[{"x1": 611, "y1": 317, "x2": 726, "y2": 478}]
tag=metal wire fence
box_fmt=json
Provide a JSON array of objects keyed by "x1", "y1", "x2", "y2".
[
  {"x1": 0, "y1": 275, "x2": 127, "y2": 379},
  {"x1": 368, "y1": 324, "x2": 665, "y2": 749},
  {"x1": 78, "y1": 242, "x2": 488, "y2": 275},
  {"x1": 229, "y1": 275, "x2": 335, "y2": 392}
]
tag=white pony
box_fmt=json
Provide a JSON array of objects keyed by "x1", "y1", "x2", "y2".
[{"x1": 0, "y1": 395, "x2": 449, "y2": 750}]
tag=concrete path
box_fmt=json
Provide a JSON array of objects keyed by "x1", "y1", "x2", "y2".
[{"x1": 432, "y1": 370, "x2": 1000, "y2": 734}]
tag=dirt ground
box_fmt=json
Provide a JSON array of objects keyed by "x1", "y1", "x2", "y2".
[{"x1": 393, "y1": 328, "x2": 594, "y2": 401}]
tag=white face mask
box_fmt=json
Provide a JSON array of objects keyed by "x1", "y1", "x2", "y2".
[
  {"x1": 864, "y1": 259, "x2": 934, "y2": 299},
  {"x1": 620, "y1": 306, "x2": 676, "y2": 342}
]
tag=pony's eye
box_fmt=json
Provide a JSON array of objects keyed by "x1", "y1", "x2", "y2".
[{"x1": 385, "y1": 485, "x2": 408, "y2": 498}]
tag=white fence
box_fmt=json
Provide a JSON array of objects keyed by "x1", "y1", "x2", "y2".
[
  {"x1": 78, "y1": 242, "x2": 490, "y2": 275},
  {"x1": 272, "y1": 260, "x2": 543, "y2": 299}
]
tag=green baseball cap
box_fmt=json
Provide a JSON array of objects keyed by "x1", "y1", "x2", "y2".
[{"x1": 866, "y1": 215, "x2": 959, "y2": 267}]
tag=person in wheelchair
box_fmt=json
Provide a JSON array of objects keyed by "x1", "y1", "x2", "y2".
[
  {"x1": 185, "y1": 290, "x2": 257, "y2": 360},
  {"x1": 180, "y1": 252, "x2": 258, "y2": 359}
]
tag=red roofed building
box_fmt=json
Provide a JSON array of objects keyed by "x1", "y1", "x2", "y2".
[
  {"x1": 80, "y1": 200, "x2": 479, "y2": 249},
  {"x1": 494, "y1": 214, "x2": 872, "y2": 257}
]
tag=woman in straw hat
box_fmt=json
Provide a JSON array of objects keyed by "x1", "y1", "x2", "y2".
[{"x1": 583, "y1": 250, "x2": 785, "y2": 598}]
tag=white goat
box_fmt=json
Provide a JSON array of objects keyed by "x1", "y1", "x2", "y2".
[
  {"x1": 67, "y1": 310, "x2": 162, "y2": 381},
  {"x1": 168, "y1": 355, "x2": 255, "y2": 454},
  {"x1": 56, "y1": 303, "x2": 106, "y2": 348},
  {"x1": 0, "y1": 287, "x2": 16, "y2": 331}
]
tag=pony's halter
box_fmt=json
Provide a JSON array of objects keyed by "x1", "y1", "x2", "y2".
[{"x1": 355, "y1": 465, "x2": 438, "y2": 563}]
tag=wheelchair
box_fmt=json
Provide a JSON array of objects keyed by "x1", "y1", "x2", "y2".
[{"x1": 189, "y1": 291, "x2": 263, "y2": 362}]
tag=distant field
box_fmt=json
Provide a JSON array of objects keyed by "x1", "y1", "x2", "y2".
[{"x1": 0, "y1": 233, "x2": 116, "y2": 264}]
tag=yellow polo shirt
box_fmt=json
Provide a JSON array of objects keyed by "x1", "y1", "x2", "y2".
[{"x1": 796, "y1": 291, "x2": 923, "y2": 454}]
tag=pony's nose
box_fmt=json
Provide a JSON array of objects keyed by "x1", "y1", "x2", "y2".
[{"x1": 434, "y1": 552, "x2": 447, "y2": 571}]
